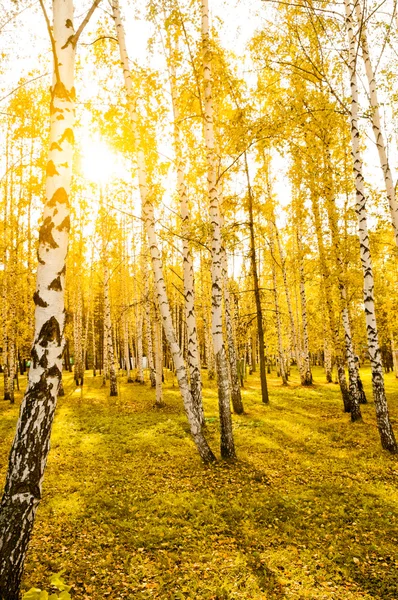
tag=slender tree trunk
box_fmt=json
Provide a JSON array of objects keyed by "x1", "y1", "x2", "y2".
[
  {"x1": 0, "y1": 0, "x2": 90, "y2": 590},
  {"x1": 354, "y1": 1, "x2": 398, "y2": 246},
  {"x1": 104, "y1": 264, "x2": 117, "y2": 397},
  {"x1": 92, "y1": 307, "x2": 96, "y2": 377},
  {"x1": 222, "y1": 248, "x2": 244, "y2": 413},
  {"x1": 274, "y1": 223, "x2": 300, "y2": 374},
  {"x1": 144, "y1": 274, "x2": 156, "y2": 387},
  {"x1": 269, "y1": 229, "x2": 288, "y2": 385},
  {"x1": 345, "y1": 0, "x2": 397, "y2": 452},
  {"x1": 154, "y1": 305, "x2": 164, "y2": 407},
  {"x1": 323, "y1": 155, "x2": 362, "y2": 420},
  {"x1": 112, "y1": 0, "x2": 215, "y2": 463},
  {"x1": 310, "y1": 188, "x2": 350, "y2": 410},
  {"x1": 244, "y1": 153, "x2": 269, "y2": 403},
  {"x1": 201, "y1": 0, "x2": 235, "y2": 458},
  {"x1": 296, "y1": 225, "x2": 312, "y2": 385},
  {"x1": 167, "y1": 54, "x2": 204, "y2": 424}
]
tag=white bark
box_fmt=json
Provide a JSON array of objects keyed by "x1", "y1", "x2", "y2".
[
  {"x1": 112, "y1": 0, "x2": 215, "y2": 463},
  {"x1": 0, "y1": 0, "x2": 92, "y2": 590},
  {"x1": 269, "y1": 229, "x2": 288, "y2": 385},
  {"x1": 354, "y1": 1, "x2": 398, "y2": 246},
  {"x1": 296, "y1": 225, "x2": 312, "y2": 385},
  {"x1": 345, "y1": 0, "x2": 397, "y2": 452},
  {"x1": 201, "y1": 0, "x2": 235, "y2": 459}
]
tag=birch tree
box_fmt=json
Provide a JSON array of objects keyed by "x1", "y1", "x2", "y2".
[
  {"x1": 201, "y1": 0, "x2": 236, "y2": 458},
  {"x1": 344, "y1": 0, "x2": 397, "y2": 452},
  {"x1": 112, "y1": 0, "x2": 215, "y2": 463},
  {"x1": 0, "y1": 0, "x2": 101, "y2": 594}
]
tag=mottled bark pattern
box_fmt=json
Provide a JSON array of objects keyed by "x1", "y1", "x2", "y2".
[
  {"x1": 112, "y1": 0, "x2": 215, "y2": 463},
  {"x1": 269, "y1": 229, "x2": 288, "y2": 385},
  {"x1": 354, "y1": 1, "x2": 398, "y2": 246},
  {"x1": 323, "y1": 161, "x2": 362, "y2": 421},
  {"x1": 345, "y1": 0, "x2": 397, "y2": 452},
  {"x1": 245, "y1": 154, "x2": 269, "y2": 403},
  {"x1": 168, "y1": 52, "x2": 204, "y2": 425},
  {"x1": 310, "y1": 189, "x2": 350, "y2": 410},
  {"x1": 0, "y1": 0, "x2": 76, "y2": 594},
  {"x1": 296, "y1": 227, "x2": 312, "y2": 385},
  {"x1": 222, "y1": 248, "x2": 244, "y2": 414},
  {"x1": 201, "y1": 0, "x2": 236, "y2": 458},
  {"x1": 104, "y1": 264, "x2": 117, "y2": 397}
]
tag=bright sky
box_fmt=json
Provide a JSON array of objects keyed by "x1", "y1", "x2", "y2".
[{"x1": 1, "y1": 0, "x2": 397, "y2": 234}]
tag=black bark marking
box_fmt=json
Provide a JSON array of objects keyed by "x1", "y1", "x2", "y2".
[
  {"x1": 39, "y1": 217, "x2": 58, "y2": 249},
  {"x1": 57, "y1": 216, "x2": 70, "y2": 232},
  {"x1": 58, "y1": 265, "x2": 66, "y2": 277},
  {"x1": 37, "y1": 316, "x2": 61, "y2": 347},
  {"x1": 39, "y1": 352, "x2": 48, "y2": 369},
  {"x1": 33, "y1": 292, "x2": 48, "y2": 308},
  {"x1": 31, "y1": 347, "x2": 40, "y2": 369},
  {"x1": 48, "y1": 187, "x2": 68, "y2": 207},
  {"x1": 48, "y1": 364, "x2": 62, "y2": 379},
  {"x1": 60, "y1": 128, "x2": 74, "y2": 145},
  {"x1": 46, "y1": 161, "x2": 59, "y2": 176},
  {"x1": 48, "y1": 277, "x2": 62, "y2": 291},
  {"x1": 50, "y1": 142, "x2": 62, "y2": 151},
  {"x1": 65, "y1": 18, "x2": 73, "y2": 28}
]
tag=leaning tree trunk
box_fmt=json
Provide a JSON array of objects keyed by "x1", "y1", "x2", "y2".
[
  {"x1": 112, "y1": 0, "x2": 215, "y2": 463},
  {"x1": 201, "y1": 0, "x2": 235, "y2": 458},
  {"x1": 0, "y1": 0, "x2": 99, "y2": 591},
  {"x1": 323, "y1": 153, "x2": 362, "y2": 420},
  {"x1": 168, "y1": 51, "x2": 205, "y2": 425},
  {"x1": 354, "y1": 1, "x2": 398, "y2": 246},
  {"x1": 345, "y1": 0, "x2": 397, "y2": 452}
]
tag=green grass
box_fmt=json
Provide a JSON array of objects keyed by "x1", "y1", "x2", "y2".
[{"x1": 1, "y1": 366, "x2": 398, "y2": 599}]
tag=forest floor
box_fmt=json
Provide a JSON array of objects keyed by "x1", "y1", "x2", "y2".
[{"x1": 0, "y1": 366, "x2": 398, "y2": 600}]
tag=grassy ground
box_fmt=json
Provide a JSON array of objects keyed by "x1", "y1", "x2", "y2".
[{"x1": 0, "y1": 366, "x2": 397, "y2": 600}]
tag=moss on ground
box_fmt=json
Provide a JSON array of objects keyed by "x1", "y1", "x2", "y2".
[{"x1": 0, "y1": 366, "x2": 397, "y2": 599}]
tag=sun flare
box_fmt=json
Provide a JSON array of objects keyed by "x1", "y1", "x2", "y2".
[{"x1": 80, "y1": 137, "x2": 125, "y2": 184}]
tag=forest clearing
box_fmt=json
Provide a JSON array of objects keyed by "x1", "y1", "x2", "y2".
[
  {"x1": 2, "y1": 0, "x2": 398, "y2": 596},
  {"x1": 1, "y1": 367, "x2": 398, "y2": 600}
]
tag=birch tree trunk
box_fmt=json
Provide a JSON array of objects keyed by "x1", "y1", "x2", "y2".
[
  {"x1": 310, "y1": 189, "x2": 350, "y2": 410},
  {"x1": 221, "y1": 247, "x2": 244, "y2": 413},
  {"x1": 345, "y1": 0, "x2": 397, "y2": 452},
  {"x1": 274, "y1": 223, "x2": 300, "y2": 375},
  {"x1": 245, "y1": 153, "x2": 269, "y2": 402},
  {"x1": 201, "y1": 0, "x2": 235, "y2": 458},
  {"x1": 269, "y1": 229, "x2": 288, "y2": 385},
  {"x1": 144, "y1": 274, "x2": 156, "y2": 387},
  {"x1": 296, "y1": 225, "x2": 313, "y2": 385},
  {"x1": 92, "y1": 307, "x2": 97, "y2": 377},
  {"x1": 154, "y1": 305, "x2": 164, "y2": 407},
  {"x1": 167, "y1": 51, "x2": 204, "y2": 425},
  {"x1": 104, "y1": 263, "x2": 117, "y2": 397},
  {"x1": 354, "y1": 1, "x2": 398, "y2": 246},
  {"x1": 0, "y1": 0, "x2": 97, "y2": 590},
  {"x1": 323, "y1": 155, "x2": 362, "y2": 420},
  {"x1": 112, "y1": 0, "x2": 215, "y2": 463}
]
